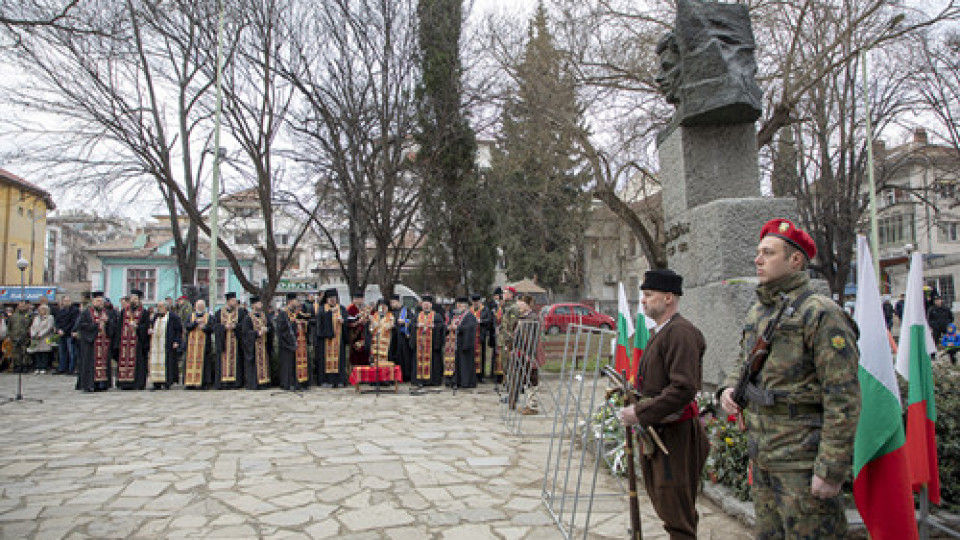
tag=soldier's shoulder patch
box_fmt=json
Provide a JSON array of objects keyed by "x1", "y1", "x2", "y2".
[{"x1": 830, "y1": 334, "x2": 846, "y2": 350}]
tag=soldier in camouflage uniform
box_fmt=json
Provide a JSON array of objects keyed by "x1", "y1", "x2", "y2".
[
  {"x1": 499, "y1": 287, "x2": 522, "y2": 409},
  {"x1": 720, "y1": 218, "x2": 860, "y2": 539}
]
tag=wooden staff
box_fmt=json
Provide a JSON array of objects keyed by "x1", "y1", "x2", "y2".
[{"x1": 603, "y1": 365, "x2": 643, "y2": 540}]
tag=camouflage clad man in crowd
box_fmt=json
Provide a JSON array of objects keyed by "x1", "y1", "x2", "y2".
[
  {"x1": 720, "y1": 218, "x2": 860, "y2": 539},
  {"x1": 498, "y1": 286, "x2": 521, "y2": 408}
]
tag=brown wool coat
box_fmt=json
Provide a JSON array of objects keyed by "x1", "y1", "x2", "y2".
[{"x1": 632, "y1": 314, "x2": 709, "y2": 540}]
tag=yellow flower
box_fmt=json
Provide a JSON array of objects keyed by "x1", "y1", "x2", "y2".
[{"x1": 724, "y1": 437, "x2": 734, "y2": 446}]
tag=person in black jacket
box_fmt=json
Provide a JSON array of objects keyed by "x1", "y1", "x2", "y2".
[
  {"x1": 927, "y1": 296, "x2": 954, "y2": 347},
  {"x1": 54, "y1": 296, "x2": 80, "y2": 374}
]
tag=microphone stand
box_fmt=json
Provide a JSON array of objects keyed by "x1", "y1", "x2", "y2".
[{"x1": 3, "y1": 352, "x2": 44, "y2": 405}]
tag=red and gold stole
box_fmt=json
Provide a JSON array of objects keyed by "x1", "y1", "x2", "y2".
[
  {"x1": 92, "y1": 309, "x2": 110, "y2": 383},
  {"x1": 370, "y1": 311, "x2": 393, "y2": 362},
  {"x1": 184, "y1": 312, "x2": 209, "y2": 387},
  {"x1": 250, "y1": 311, "x2": 271, "y2": 385},
  {"x1": 323, "y1": 304, "x2": 343, "y2": 374},
  {"x1": 444, "y1": 311, "x2": 466, "y2": 377},
  {"x1": 290, "y1": 308, "x2": 309, "y2": 383},
  {"x1": 220, "y1": 309, "x2": 239, "y2": 383},
  {"x1": 470, "y1": 306, "x2": 484, "y2": 374},
  {"x1": 493, "y1": 304, "x2": 504, "y2": 375},
  {"x1": 416, "y1": 311, "x2": 435, "y2": 380},
  {"x1": 118, "y1": 307, "x2": 142, "y2": 382}
]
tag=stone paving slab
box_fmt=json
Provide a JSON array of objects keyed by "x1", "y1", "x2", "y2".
[{"x1": 0, "y1": 373, "x2": 749, "y2": 539}]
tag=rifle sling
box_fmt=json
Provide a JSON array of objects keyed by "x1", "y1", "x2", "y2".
[{"x1": 750, "y1": 290, "x2": 814, "y2": 379}]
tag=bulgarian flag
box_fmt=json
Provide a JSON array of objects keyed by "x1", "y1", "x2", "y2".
[
  {"x1": 615, "y1": 283, "x2": 635, "y2": 383},
  {"x1": 631, "y1": 296, "x2": 653, "y2": 388},
  {"x1": 852, "y1": 236, "x2": 918, "y2": 539},
  {"x1": 895, "y1": 251, "x2": 941, "y2": 505}
]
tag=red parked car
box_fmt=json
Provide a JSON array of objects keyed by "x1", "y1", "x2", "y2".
[{"x1": 540, "y1": 303, "x2": 615, "y2": 334}]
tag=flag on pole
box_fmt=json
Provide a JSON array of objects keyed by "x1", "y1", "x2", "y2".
[
  {"x1": 895, "y1": 251, "x2": 941, "y2": 504},
  {"x1": 852, "y1": 235, "x2": 918, "y2": 539},
  {"x1": 630, "y1": 297, "x2": 653, "y2": 387},
  {"x1": 615, "y1": 283, "x2": 634, "y2": 382}
]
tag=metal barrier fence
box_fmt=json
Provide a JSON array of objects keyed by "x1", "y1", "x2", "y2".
[
  {"x1": 541, "y1": 324, "x2": 625, "y2": 540},
  {"x1": 499, "y1": 319, "x2": 561, "y2": 436}
]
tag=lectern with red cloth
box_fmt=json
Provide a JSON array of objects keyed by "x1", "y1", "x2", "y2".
[{"x1": 349, "y1": 364, "x2": 402, "y2": 393}]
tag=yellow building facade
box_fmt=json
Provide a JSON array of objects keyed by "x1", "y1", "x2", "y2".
[{"x1": 1, "y1": 170, "x2": 56, "y2": 286}]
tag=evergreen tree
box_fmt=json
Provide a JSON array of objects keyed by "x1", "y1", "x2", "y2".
[
  {"x1": 415, "y1": 0, "x2": 495, "y2": 296},
  {"x1": 491, "y1": 4, "x2": 589, "y2": 294}
]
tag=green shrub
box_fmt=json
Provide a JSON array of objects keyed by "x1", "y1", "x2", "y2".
[{"x1": 933, "y1": 363, "x2": 959, "y2": 512}]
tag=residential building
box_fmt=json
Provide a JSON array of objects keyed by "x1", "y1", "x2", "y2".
[
  {"x1": 871, "y1": 128, "x2": 960, "y2": 307},
  {"x1": 0, "y1": 169, "x2": 56, "y2": 286},
  {"x1": 46, "y1": 210, "x2": 133, "y2": 297},
  {"x1": 582, "y1": 187, "x2": 662, "y2": 317}
]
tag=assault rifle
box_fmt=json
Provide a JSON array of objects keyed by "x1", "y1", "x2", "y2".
[{"x1": 731, "y1": 293, "x2": 792, "y2": 412}]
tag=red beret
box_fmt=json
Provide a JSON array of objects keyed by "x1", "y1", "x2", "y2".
[
  {"x1": 506, "y1": 286, "x2": 517, "y2": 295},
  {"x1": 760, "y1": 218, "x2": 816, "y2": 260}
]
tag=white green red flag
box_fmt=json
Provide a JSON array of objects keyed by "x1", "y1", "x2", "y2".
[
  {"x1": 615, "y1": 283, "x2": 634, "y2": 383},
  {"x1": 631, "y1": 296, "x2": 652, "y2": 388},
  {"x1": 895, "y1": 251, "x2": 941, "y2": 504},
  {"x1": 852, "y1": 236, "x2": 918, "y2": 539}
]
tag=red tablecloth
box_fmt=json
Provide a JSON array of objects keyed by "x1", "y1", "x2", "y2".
[{"x1": 349, "y1": 365, "x2": 402, "y2": 385}]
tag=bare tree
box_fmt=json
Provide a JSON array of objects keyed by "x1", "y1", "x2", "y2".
[{"x1": 279, "y1": 0, "x2": 425, "y2": 296}]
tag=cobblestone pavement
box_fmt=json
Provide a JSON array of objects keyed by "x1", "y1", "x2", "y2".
[{"x1": 0, "y1": 373, "x2": 750, "y2": 539}]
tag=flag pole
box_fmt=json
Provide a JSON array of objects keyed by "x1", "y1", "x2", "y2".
[{"x1": 861, "y1": 50, "x2": 881, "y2": 288}]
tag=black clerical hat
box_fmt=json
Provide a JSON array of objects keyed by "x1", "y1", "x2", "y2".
[
  {"x1": 640, "y1": 269, "x2": 683, "y2": 296},
  {"x1": 323, "y1": 289, "x2": 339, "y2": 300},
  {"x1": 470, "y1": 294, "x2": 482, "y2": 302},
  {"x1": 455, "y1": 296, "x2": 468, "y2": 304},
  {"x1": 351, "y1": 290, "x2": 364, "y2": 298},
  {"x1": 249, "y1": 296, "x2": 261, "y2": 305},
  {"x1": 422, "y1": 295, "x2": 434, "y2": 303},
  {"x1": 286, "y1": 292, "x2": 298, "y2": 301},
  {"x1": 130, "y1": 289, "x2": 144, "y2": 298},
  {"x1": 493, "y1": 287, "x2": 503, "y2": 295},
  {"x1": 91, "y1": 291, "x2": 104, "y2": 298},
  {"x1": 390, "y1": 294, "x2": 400, "y2": 301},
  {"x1": 225, "y1": 292, "x2": 237, "y2": 300}
]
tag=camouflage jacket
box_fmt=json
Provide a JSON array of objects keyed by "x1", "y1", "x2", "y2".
[
  {"x1": 499, "y1": 300, "x2": 520, "y2": 352},
  {"x1": 722, "y1": 272, "x2": 860, "y2": 484},
  {"x1": 8, "y1": 311, "x2": 33, "y2": 343}
]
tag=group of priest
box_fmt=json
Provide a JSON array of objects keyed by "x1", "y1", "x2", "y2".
[{"x1": 75, "y1": 286, "x2": 524, "y2": 393}]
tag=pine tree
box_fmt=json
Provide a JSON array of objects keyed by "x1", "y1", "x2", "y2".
[
  {"x1": 491, "y1": 3, "x2": 589, "y2": 293},
  {"x1": 415, "y1": 0, "x2": 495, "y2": 295}
]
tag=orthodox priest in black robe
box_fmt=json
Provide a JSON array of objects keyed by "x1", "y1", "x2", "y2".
[
  {"x1": 76, "y1": 292, "x2": 114, "y2": 392},
  {"x1": 213, "y1": 292, "x2": 248, "y2": 389},
  {"x1": 413, "y1": 295, "x2": 445, "y2": 387},
  {"x1": 469, "y1": 294, "x2": 493, "y2": 384},
  {"x1": 389, "y1": 295, "x2": 414, "y2": 381},
  {"x1": 241, "y1": 296, "x2": 273, "y2": 390},
  {"x1": 116, "y1": 289, "x2": 151, "y2": 390},
  {"x1": 147, "y1": 302, "x2": 183, "y2": 389},
  {"x1": 446, "y1": 298, "x2": 478, "y2": 389},
  {"x1": 275, "y1": 293, "x2": 303, "y2": 391},
  {"x1": 184, "y1": 300, "x2": 216, "y2": 389},
  {"x1": 317, "y1": 288, "x2": 349, "y2": 387}
]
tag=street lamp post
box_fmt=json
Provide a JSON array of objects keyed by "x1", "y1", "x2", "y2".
[{"x1": 3, "y1": 258, "x2": 43, "y2": 404}]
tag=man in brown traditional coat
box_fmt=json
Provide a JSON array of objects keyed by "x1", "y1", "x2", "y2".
[{"x1": 620, "y1": 269, "x2": 708, "y2": 540}]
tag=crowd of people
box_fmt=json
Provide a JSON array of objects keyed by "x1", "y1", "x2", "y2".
[{"x1": 0, "y1": 286, "x2": 545, "y2": 412}]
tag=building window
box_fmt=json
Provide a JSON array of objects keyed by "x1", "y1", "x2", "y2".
[
  {"x1": 196, "y1": 268, "x2": 227, "y2": 301},
  {"x1": 927, "y1": 275, "x2": 956, "y2": 305},
  {"x1": 235, "y1": 232, "x2": 259, "y2": 245},
  {"x1": 126, "y1": 269, "x2": 157, "y2": 302},
  {"x1": 275, "y1": 233, "x2": 292, "y2": 246},
  {"x1": 27, "y1": 209, "x2": 32, "y2": 218},
  {"x1": 878, "y1": 214, "x2": 916, "y2": 247},
  {"x1": 17, "y1": 207, "x2": 23, "y2": 216},
  {"x1": 629, "y1": 239, "x2": 638, "y2": 257},
  {"x1": 938, "y1": 180, "x2": 956, "y2": 200},
  {"x1": 591, "y1": 238, "x2": 601, "y2": 259},
  {"x1": 941, "y1": 222, "x2": 960, "y2": 243}
]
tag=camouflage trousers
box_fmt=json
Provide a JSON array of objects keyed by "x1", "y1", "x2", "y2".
[{"x1": 752, "y1": 467, "x2": 846, "y2": 540}]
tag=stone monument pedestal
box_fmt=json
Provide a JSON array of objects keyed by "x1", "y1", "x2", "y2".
[{"x1": 658, "y1": 125, "x2": 798, "y2": 390}]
